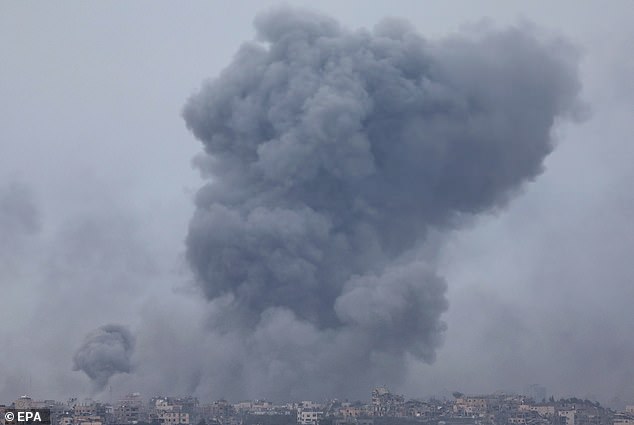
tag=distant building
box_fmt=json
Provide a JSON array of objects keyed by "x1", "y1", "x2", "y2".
[
  {"x1": 72, "y1": 401, "x2": 107, "y2": 419},
  {"x1": 453, "y1": 396, "x2": 489, "y2": 416},
  {"x1": 14, "y1": 396, "x2": 37, "y2": 410},
  {"x1": 560, "y1": 409, "x2": 577, "y2": 425},
  {"x1": 158, "y1": 412, "x2": 189, "y2": 425},
  {"x1": 614, "y1": 415, "x2": 634, "y2": 425},
  {"x1": 519, "y1": 403, "x2": 557, "y2": 416},
  {"x1": 59, "y1": 416, "x2": 73, "y2": 425},
  {"x1": 74, "y1": 416, "x2": 103, "y2": 425},
  {"x1": 371, "y1": 387, "x2": 404, "y2": 417},
  {"x1": 200, "y1": 400, "x2": 234, "y2": 421},
  {"x1": 297, "y1": 409, "x2": 323, "y2": 425},
  {"x1": 115, "y1": 393, "x2": 145, "y2": 424},
  {"x1": 339, "y1": 406, "x2": 363, "y2": 418},
  {"x1": 299, "y1": 402, "x2": 321, "y2": 411}
]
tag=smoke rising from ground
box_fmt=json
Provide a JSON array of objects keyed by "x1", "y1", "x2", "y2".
[
  {"x1": 180, "y1": 7, "x2": 582, "y2": 399},
  {"x1": 73, "y1": 324, "x2": 135, "y2": 391}
]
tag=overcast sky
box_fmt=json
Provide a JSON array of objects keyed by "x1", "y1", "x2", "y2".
[{"x1": 1, "y1": 0, "x2": 633, "y2": 407}]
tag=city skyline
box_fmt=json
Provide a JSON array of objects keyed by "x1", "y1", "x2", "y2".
[
  {"x1": 2, "y1": 0, "x2": 634, "y2": 406},
  {"x1": 2, "y1": 386, "x2": 634, "y2": 425}
]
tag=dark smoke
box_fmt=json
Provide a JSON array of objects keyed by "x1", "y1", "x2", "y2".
[
  {"x1": 73, "y1": 324, "x2": 135, "y2": 391},
  {"x1": 182, "y1": 7, "x2": 581, "y2": 399}
]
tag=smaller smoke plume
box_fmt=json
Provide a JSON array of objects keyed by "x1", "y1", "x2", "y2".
[{"x1": 73, "y1": 324, "x2": 135, "y2": 391}]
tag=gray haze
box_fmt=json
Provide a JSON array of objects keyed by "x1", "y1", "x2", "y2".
[
  {"x1": 0, "y1": 182, "x2": 40, "y2": 264},
  {"x1": 181, "y1": 6, "x2": 581, "y2": 399},
  {"x1": 1, "y1": 0, "x2": 634, "y2": 408},
  {"x1": 73, "y1": 325, "x2": 136, "y2": 391}
]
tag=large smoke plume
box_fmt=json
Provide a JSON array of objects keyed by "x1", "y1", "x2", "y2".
[
  {"x1": 182, "y1": 7, "x2": 581, "y2": 399},
  {"x1": 73, "y1": 324, "x2": 135, "y2": 391}
]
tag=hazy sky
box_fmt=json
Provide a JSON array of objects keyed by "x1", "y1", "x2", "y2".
[{"x1": 1, "y1": 0, "x2": 633, "y2": 407}]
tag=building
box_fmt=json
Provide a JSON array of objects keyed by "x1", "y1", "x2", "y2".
[
  {"x1": 74, "y1": 416, "x2": 103, "y2": 425},
  {"x1": 519, "y1": 404, "x2": 557, "y2": 417},
  {"x1": 115, "y1": 393, "x2": 145, "y2": 424},
  {"x1": 339, "y1": 406, "x2": 364, "y2": 418},
  {"x1": 560, "y1": 410, "x2": 577, "y2": 425},
  {"x1": 14, "y1": 396, "x2": 38, "y2": 410},
  {"x1": 371, "y1": 387, "x2": 404, "y2": 417},
  {"x1": 453, "y1": 396, "x2": 489, "y2": 416},
  {"x1": 297, "y1": 409, "x2": 323, "y2": 425},
  {"x1": 614, "y1": 415, "x2": 634, "y2": 425},
  {"x1": 200, "y1": 400, "x2": 234, "y2": 421},
  {"x1": 158, "y1": 412, "x2": 189, "y2": 425},
  {"x1": 73, "y1": 401, "x2": 107, "y2": 419}
]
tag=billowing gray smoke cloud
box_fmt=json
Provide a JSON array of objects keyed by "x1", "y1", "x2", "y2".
[
  {"x1": 182, "y1": 7, "x2": 581, "y2": 399},
  {"x1": 73, "y1": 324, "x2": 135, "y2": 391}
]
